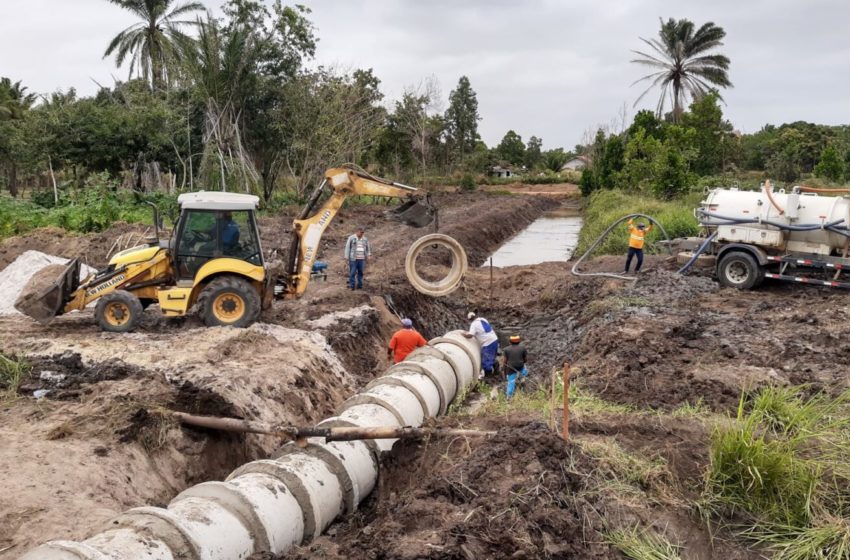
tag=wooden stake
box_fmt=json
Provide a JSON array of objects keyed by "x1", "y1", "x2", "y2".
[
  {"x1": 562, "y1": 362, "x2": 570, "y2": 441},
  {"x1": 548, "y1": 367, "x2": 557, "y2": 430}
]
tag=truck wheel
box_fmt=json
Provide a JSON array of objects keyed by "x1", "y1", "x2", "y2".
[
  {"x1": 717, "y1": 251, "x2": 764, "y2": 290},
  {"x1": 96, "y1": 290, "x2": 144, "y2": 333},
  {"x1": 199, "y1": 276, "x2": 260, "y2": 328}
]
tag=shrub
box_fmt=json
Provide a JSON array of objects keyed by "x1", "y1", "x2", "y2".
[{"x1": 459, "y1": 174, "x2": 476, "y2": 192}]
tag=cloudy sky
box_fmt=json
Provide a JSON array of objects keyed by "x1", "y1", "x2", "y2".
[{"x1": 2, "y1": 0, "x2": 848, "y2": 149}]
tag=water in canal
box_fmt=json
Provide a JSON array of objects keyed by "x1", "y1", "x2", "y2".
[{"x1": 486, "y1": 206, "x2": 583, "y2": 267}]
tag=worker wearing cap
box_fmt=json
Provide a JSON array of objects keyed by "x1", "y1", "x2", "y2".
[
  {"x1": 387, "y1": 318, "x2": 427, "y2": 364},
  {"x1": 502, "y1": 334, "x2": 528, "y2": 399},
  {"x1": 624, "y1": 218, "x2": 653, "y2": 273},
  {"x1": 462, "y1": 312, "x2": 499, "y2": 378},
  {"x1": 344, "y1": 227, "x2": 371, "y2": 289}
]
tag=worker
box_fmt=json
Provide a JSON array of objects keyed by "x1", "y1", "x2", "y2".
[
  {"x1": 344, "y1": 227, "x2": 371, "y2": 290},
  {"x1": 219, "y1": 211, "x2": 240, "y2": 253},
  {"x1": 387, "y1": 318, "x2": 427, "y2": 363},
  {"x1": 462, "y1": 312, "x2": 499, "y2": 378},
  {"x1": 624, "y1": 218, "x2": 652, "y2": 273},
  {"x1": 502, "y1": 334, "x2": 528, "y2": 399}
]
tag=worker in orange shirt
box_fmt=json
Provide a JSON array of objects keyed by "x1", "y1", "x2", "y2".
[
  {"x1": 387, "y1": 318, "x2": 427, "y2": 363},
  {"x1": 624, "y1": 218, "x2": 652, "y2": 273}
]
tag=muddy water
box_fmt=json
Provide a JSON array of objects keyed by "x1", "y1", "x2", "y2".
[{"x1": 485, "y1": 205, "x2": 583, "y2": 267}]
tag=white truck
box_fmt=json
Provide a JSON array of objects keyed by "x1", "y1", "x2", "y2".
[{"x1": 685, "y1": 182, "x2": 850, "y2": 290}]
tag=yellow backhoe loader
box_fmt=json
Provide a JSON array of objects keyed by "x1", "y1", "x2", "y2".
[{"x1": 14, "y1": 166, "x2": 435, "y2": 332}]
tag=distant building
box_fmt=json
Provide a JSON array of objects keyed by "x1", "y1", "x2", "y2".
[
  {"x1": 490, "y1": 165, "x2": 516, "y2": 178},
  {"x1": 560, "y1": 156, "x2": 589, "y2": 172}
]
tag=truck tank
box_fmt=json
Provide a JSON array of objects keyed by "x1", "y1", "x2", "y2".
[{"x1": 700, "y1": 186, "x2": 850, "y2": 255}]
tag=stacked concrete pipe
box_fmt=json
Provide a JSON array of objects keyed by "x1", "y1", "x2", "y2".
[{"x1": 23, "y1": 330, "x2": 480, "y2": 560}]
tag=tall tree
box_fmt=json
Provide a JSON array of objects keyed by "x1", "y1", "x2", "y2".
[
  {"x1": 103, "y1": 0, "x2": 204, "y2": 90},
  {"x1": 496, "y1": 130, "x2": 525, "y2": 166},
  {"x1": 631, "y1": 18, "x2": 732, "y2": 122},
  {"x1": 524, "y1": 135, "x2": 543, "y2": 169},
  {"x1": 444, "y1": 76, "x2": 480, "y2": 165},
  {"x1": 814, "y1": 145, "x2": 847, "y2": 183},
  {"x1": 0, "y1": 78, "x2": 36, "y2": 196}
]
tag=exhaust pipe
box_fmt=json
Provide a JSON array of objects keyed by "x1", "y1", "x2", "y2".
[{"x1": 22, "y1": 330, "x2": 480, "y2": 560}]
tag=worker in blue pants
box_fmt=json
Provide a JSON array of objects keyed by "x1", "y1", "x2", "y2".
[
  {"x1": 502, "y1": 334, "x2": 528, "y2": 399},
  {"x1": 462, "y1": 312, "x2": 500, "y2": 378}
]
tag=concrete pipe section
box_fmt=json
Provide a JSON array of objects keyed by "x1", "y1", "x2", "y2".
[
  {"x1": 404, "y1": 233, "x2": 468, "y2": 297},
  {"x1": 22, "y1": 330, "x2": 481, "y2": 560}
]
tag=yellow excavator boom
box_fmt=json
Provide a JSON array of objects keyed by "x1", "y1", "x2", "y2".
[{"x1": 284, "y1": 166, "x2": 434, "y2": 296}]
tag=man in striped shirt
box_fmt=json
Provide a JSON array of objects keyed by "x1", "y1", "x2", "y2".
[{"x1": 344, "y1": 227, "x2": 371, "y2": 289}]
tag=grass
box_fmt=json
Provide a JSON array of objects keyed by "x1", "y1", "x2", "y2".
[
  {"x1": 701, "y1": 386, "x2": 850, "y2": 559},
  {"x1": 606, "y1": 525, "x2": 682, "y2": 560},
  {"x1": 575, "y1": 189, "x2": 701, "y2": 256},
  {"x1": 0, "y1": 353, "x2": 31, "y2": 398},
  {"x1": 582, "y1": 439, "x2": 671, "y2": 493}
]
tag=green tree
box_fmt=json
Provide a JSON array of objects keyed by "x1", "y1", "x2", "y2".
[
  {"x1": 524, "y1": 135, "x2": 543, "y2": 169},
  {"x1": 814, "y1": 145, "x2": 847, "y2": 182},
  {"x1": 496, "y1": 130, "x2": 525, "y2": 166},
  {"x1": 444, "y1": 76, "x2": 480, "y2": 164},
  {"x1": 103, "y1": 0, "x2": 204, "y2": 90},
  {"x1": 542, "y1": 148, "x2": 569, "y2": 172},
  {"x1": 0, "y1": 78, "x2": 37, "y2": 196},
  {"x1": 681, "y1": 92, "x2": 732, "y2": 175},
  {"x1": 632, "y1": 18, "x2": 732, "y2": 122}
]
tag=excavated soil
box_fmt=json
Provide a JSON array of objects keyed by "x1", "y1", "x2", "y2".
[{"x1": 4, "y1": 189, "x2": 848, "y2": 558}]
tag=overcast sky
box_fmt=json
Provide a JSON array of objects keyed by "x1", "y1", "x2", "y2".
[{"x1": 2, "y1": 0, "x2": 849, "y2": 149}]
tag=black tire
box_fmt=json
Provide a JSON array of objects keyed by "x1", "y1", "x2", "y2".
[
  {"x1": 717, "y1": 251, "x2": 764, "y2": 290},
  {"x1": 95, "y1": 290, "x2": 144, "y2": 333},
  {"x1": 198, "y1": 276, "x2": 261, "y2": 328}
]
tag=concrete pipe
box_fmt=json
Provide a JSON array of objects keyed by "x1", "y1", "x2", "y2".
[
  {"x1": 430, "y1": 330, "x2": 482, "y2": 374},
  {"x1": 341, "y1": 383, "x2": 425, "y2": 427},
  {"x1": 404, "y1": 233, "x2": 468, "y2": 297},
  {"x1": 22, "y1": 329, "x2": 480, "y2": 560},
  {"x1": 366, "y1": 371, "x2": 441, "y2": 418}
]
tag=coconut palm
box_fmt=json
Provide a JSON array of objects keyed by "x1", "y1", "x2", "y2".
[
  {"x1": 631, "y1": 18, "x2": 732, "y2": 122},
  {"x1": 103, "y1": 0, "x2": 205, "y2": 89},
  {"x1": 0, "y1": 78, "x2": 36, "y2": 121}
]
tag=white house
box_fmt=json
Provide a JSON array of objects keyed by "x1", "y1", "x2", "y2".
[
  {"x1": 490, "y1": 165, "x2": 515, "y2": 178},
  {"x1": 559, "y1": 156, "x2": 589, "y2": 172}
]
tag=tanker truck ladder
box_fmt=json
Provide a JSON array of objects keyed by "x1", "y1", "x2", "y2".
[{"x1": 764, "y1": 254, "x2": 850, "y2": 290}]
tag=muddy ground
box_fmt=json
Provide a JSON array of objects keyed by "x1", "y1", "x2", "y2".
[{"x1": 1, "y1": 184, "x2": 847, "y2": 558}]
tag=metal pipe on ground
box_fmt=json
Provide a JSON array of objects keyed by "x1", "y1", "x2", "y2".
[{"x1": 22, "y1": 330, "x2": 481, "y2": 560}]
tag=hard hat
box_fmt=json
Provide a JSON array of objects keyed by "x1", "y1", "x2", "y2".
[
  {"x1": 467, "y1": 312, "x2": 476, "y2": 320},
  {"x1": 510, "y1": 335, "x2": 521, "y2": 343},
  {"x1": 637, "y1": 222, "x2": 646, "y2": 229},
  {"x1": 401, "y1": 318, "x2": 413, "y2": 328}
]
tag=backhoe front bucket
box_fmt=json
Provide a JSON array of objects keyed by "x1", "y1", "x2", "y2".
[
  {"x1": 14, "y1": 260, "x2": 81, "y2": 324},
  {"x1": 386, "y1": 200, "x2": 435, "y2": 228}
]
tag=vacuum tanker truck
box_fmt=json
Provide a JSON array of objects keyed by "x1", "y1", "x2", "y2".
[{"x1": 687, "y1": 181, "x2": 850, "y2": 290}]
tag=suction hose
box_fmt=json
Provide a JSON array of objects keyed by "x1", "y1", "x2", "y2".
[
  {"x1": 677, "y1": 231, "x2": 717, "y2": 275},
  {"x1": 22, "y1": 330, "x2": 482, "y2": 560},
  {"x1": 571, "y1": 213, "x2": 672, "y2": 281}
]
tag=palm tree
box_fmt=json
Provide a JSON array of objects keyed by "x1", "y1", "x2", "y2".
[
  {"x1": 103, "y1": 0, "x2": 205, "y2": 90},
  {"x1": 631, "y1": 18, "x2": 732, "y2": 122},
  {"x1": 0, "y1": 78, "x2": 36, "y2": 120}
]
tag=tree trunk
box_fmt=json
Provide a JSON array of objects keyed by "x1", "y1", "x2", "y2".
[
  {"x1": 48, "y1": 156, "x2": 58, "y2": 205},
  {"x1": 8, "y1": 162, "x2": 18, "y2": 197}
]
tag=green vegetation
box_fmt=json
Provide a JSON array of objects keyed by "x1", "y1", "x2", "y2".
[
  {"x1": 575, "y1": 189, "x2": 700, "y2": 256},
  {"x1": 0, "y1": 353, "x2": 30, "y2": 398},
  {"x1": 606, "y1": 526, "x2": 682, "y2": 560},
  {"x1": 0, "y1": 174, "x2": 173, "y2": 239},
  {"x1": 701, "y1": 387, "x2": 850, "y2": 560}
]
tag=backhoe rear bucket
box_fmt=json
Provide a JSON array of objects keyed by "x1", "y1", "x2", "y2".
[
  {"x1": 14, "y1": 260, "x2": 81, "y2": 324},
  {"x1": 386, "y1": 200, "x2": 435, "y2": 228}
]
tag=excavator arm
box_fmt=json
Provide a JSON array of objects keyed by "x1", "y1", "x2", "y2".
[{"x1": 282, "y1": 166, "x2": 435, "y2": 297}]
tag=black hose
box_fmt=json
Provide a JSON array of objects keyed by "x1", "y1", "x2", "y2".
[
  {"x1": 677, "y1": 232, "x2": 718, "y2": 275},
  {"x1": 571, "y1": 213, "x2": 671, "y2": 281},
  {"x1": 697, "y1": 209, "x2": 845, "y2": 232}
]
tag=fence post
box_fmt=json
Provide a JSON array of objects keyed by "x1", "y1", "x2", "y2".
[{"x1": 562, "y1": 362, "x2": 570, "y2": 441}]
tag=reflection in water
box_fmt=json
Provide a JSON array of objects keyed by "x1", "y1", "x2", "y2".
[{"x1": 486, "y1": 215, "x2": 583, "y2": 267}]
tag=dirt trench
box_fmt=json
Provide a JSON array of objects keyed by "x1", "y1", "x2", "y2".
[{"x1": 0, "y1": 192, "x2": 560, "y2": 557}]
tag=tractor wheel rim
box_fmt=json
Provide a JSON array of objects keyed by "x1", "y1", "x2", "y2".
[
  {"x1": 213, "y1": 292, "x2": 245, "y2": 322},
  {"x1": 106, "y1": 302, "x2": 131, "y2": 326}
]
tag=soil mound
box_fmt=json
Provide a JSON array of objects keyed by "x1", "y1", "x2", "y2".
[
  {"x1": 288, "y1": 421, "x2": 610, "y2": 560},
  {"x1": 0, "y1": 251, "x2": 94, "y2": 315}
]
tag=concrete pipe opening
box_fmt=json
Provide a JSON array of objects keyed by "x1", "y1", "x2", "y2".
[{"x1": 405, "y1": 234, "x2": 468, "y2": 297}]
